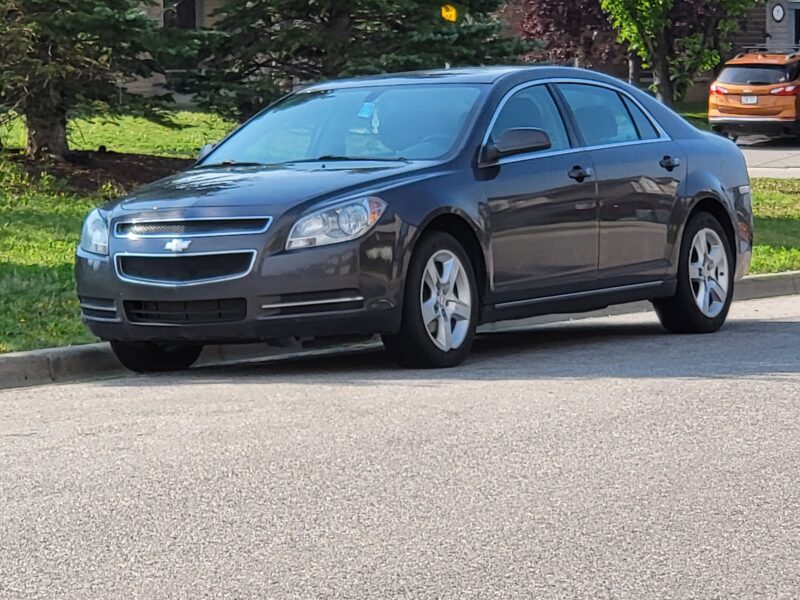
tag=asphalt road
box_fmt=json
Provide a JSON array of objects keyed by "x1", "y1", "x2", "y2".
[
  {"x1": 2, "y1": 295, "x2": 799, "y2": 599},
  {"x1": 739, "y1": 136, "x2": 800, "y2": 178}
]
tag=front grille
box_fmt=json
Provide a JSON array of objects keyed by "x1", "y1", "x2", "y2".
[
  {"x1": 115, "y1": 217, "x2": 271, "y2": 238},
  {"x1": 117, "y1": 251, "x2": 255, "y2": 285},
  {"x1": 125, "y1": 298, "x2": 247, "y2": 324}
]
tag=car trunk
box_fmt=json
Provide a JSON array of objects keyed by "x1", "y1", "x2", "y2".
[{"x1": 713, "y1": 63, "x2": 799, "y2": 117}]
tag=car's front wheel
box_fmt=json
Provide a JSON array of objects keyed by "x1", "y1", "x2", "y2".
[
  {"x1": 383, "y1": 231, "x2": 478, "y2": 368},
  {"x1": 653, "y1": 211, "x2": 734, "y2": 334},
  {"x1": 110, "y1": 341, "x2": 203, "y2": 373}
]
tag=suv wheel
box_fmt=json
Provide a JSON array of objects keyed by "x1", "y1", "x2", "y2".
[
  {"x1": 110, "y1": 341, "x2": 203, "y2": 373},
  {"x1": 383, "y1": 231, "x2": 478, "y2": 368},
  {"x1": 653, "y1": 211, "x2": 734, "y2": 334}
]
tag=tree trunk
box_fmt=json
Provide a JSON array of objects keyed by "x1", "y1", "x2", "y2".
[
  {"x1": 24, "y1": 82, "x2": 69, "y2": 159},
  {"x1": 650, "y1": 30, "x2": 675, "y2": 107},
  {"x1": 627, "y1": 54, "x2": 641, "y2": 86}
]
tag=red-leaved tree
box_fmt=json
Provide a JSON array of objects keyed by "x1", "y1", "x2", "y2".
[{"x1": 514, "y1": 0, "x2": 625, "y2": 71}]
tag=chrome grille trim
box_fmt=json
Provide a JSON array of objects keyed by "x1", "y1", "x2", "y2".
[
  {"x1": 113, "y1": 216, "x2": 273, "y2": 239},
  {"x1": 114, "y1": 250, "x2": 258, "y2": 288}
]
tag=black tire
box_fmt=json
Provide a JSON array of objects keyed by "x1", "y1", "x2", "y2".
[
  {"x1": 653, "y1": 211, "x2": 734, "y2": 334},
  {"x1": 383, "y1": 231, "x2": 478, "y2": 368},
  {"x1": 110, "y1": 341, "x2": 203, "y2": 373}
]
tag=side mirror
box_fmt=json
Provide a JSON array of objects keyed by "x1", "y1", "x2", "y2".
[
  {"x1": 197, "y1": 143, "x2": 216, "y2": 161},
  {"x1": 481, "y1": 128, "x2": 552, "y2": 164}
]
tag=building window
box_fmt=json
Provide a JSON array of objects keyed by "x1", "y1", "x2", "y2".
[{"x1": 165, "y1": 0, "x2": 197, "y2": 29}]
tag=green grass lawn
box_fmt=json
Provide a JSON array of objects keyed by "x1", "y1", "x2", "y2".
[
  {"x1": 750, "y1": 179, "x2": 800, "y2": 273},
  {"x1": 0, "y1": 112, "x2": 798, "y2": 353},
  {"x1": 0, "y1": 162, "x2": 100, "y2": 352},
  {"x1": 1, "y1": 111, "x2": 234, "y2": 158},
  {"x1": 678, "y1": 102, "x2": 710, "y2": 130}
]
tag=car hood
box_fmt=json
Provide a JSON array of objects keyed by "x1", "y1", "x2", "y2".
[{"x1": 112, "y1": 161, "x2": 434, "y2": 213}]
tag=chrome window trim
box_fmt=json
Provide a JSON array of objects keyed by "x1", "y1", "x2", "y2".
[
  {"x1": 113, "y1": 216, "x2": 273, "y2": 239},
  {"x1": 114, "y1": 249, "x2": 258, "y2": 288},
  {"x1": 494, "y1": 280, "x2": 665, "y2": 310},
  {"x1": 481, "y1": 77, "x2": 672, "y2": 166}
]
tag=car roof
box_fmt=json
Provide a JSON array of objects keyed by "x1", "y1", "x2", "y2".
[
  {"x1": 726, "y1": 52, "x2": 800, "y2": 66},
  {"x1": 300, "y1": 65, "x2": 610, "y2": 91}
]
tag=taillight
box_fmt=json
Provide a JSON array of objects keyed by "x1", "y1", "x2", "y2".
[
  {"x1": 710, "y1": 84, "x2": 729, "y2": 96},
  {"x1": 770, "y1": 85, "x2": 799, "y2": 96}
]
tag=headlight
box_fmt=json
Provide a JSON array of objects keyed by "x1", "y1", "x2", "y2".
[
  {"x1": 79, "y1": 209, "x2": 109, "y2": 256},
  {"x1": 286, "y1": 197, "x2": 386, "y2": 250}
]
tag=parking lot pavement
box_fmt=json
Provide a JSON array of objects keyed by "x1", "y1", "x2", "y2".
[
  {"x1": 739, "y1": 136, "x2": 800, "y2": 178},
  {"x1": 1, "y1": 295, "x2": 800, "y2": 599}
]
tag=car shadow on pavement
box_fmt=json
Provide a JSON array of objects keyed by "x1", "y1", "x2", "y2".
[{"x1": 104, "y1": 317, "x2": 800, "y2": 387}]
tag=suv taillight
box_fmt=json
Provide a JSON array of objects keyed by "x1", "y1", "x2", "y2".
[
  {"x1": 770, "y1": 85, "x2": 799, "y2": 96},
  {"x1": 710, "y1": 84, "x2": 729, "y2": 96}
]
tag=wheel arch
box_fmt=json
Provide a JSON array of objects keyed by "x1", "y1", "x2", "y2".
[
  {"x1": 410, "y1": 210, "x2": 490, "y2": 305},
  {"x1": 685, "y1": 195, "x2": 738, "y2": 256}
]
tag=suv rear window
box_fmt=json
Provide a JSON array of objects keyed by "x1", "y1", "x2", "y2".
[{"x1": 717, "y1": 64, "x2": 799, "y2": 85}]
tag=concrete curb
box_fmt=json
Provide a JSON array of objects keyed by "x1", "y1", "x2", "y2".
[{"x1": 1, "y1": 270, "x2": 799, "y2": 391}]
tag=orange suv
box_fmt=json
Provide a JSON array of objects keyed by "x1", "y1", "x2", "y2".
[{"x1": 709, "y1": 49, "x2": 800, "y2": 139}]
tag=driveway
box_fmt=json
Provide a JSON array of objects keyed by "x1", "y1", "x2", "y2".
[
  {"x1": 740, "y1": 136, "x2": 800, "y2": 178},
  {"x1": 1, "y1": 295, "x2": 799, "y2": 599}
]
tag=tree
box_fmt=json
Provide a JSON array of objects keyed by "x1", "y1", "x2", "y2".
[
  {"x1": 516, "y1": 0, "x2": 621, "y2": 68},
  {"x1": 0, "y1": 0, "x2": 169, "y2": 158},
  {"x1": 195, "y1": 0, "x2": 530, "y2": 120},
  {"x1": 599, "y1": 0, "x2": 763, "y2": 106}
]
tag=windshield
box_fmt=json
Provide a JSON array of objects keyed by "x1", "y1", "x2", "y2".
[
  {"x1": 199, "y1": 84, "x2": 486, "y2": 166},
  {"x1": 718, "y1": 64, "x2": 799, "y2": 85}
]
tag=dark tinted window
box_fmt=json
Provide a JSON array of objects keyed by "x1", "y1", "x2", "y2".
[
  {"x1": 717, "y1": 65, "x2": 797, "y2": 85},
  {"x1": 558, "y1": 84, "x2": 638, "y2": 146},
  {"x1": 623, "y1": 96, "x2": 660, "y2": 140},
  {"x1": 491, "y1": 85, "x2": 570, "y2": 152}
]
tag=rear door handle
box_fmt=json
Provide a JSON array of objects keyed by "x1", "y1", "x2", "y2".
[
  {"x1": 568, "y1": 166, "x2": 593, "y2": 183},
  {"x1": 659, "y1": 156, "x2": 681, "y2": 171}
]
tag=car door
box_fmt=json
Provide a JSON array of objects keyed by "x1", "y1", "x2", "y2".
[
  {"x1": 482, "y1": 83, "x2": 598, "y2": 301},
  {"x1": 556, "y1": 83, "x2": 687, "y2": 284}
]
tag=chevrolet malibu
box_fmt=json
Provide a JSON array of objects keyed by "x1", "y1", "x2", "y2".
[{"x1": 76, "y1": 66, "x2": 753, "y2": 372}]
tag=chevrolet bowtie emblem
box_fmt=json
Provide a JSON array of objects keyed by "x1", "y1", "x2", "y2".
[{"x1": 164, "y1": 239, "x2": 192, "y2": 253}]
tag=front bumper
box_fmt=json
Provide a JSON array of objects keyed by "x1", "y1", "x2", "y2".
[
  {"x1": 710, "y1": 117, "x2": 800, "y2": 136},
  {"x1": 75, "y1": 233, "x2": 403, "y2": 344}
]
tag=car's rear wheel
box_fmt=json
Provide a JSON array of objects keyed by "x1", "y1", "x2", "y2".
[
  {"x1": 110, "y1": 341, "x2": 203, "y2": 373},
  {"x1": 383, "y1": 231, "x2": 478, "y2": 368},
  {"x1": 653, "y1": 211, "x2": 734, "y2": 334}
]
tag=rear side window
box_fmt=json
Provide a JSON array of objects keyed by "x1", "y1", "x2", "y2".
[
  {"x1": 717, "y1": 65, "x2": 798, "y2": 85},
  {"x1": 622, "y1": 96, "x2": 660, "y2": 140},
  {"x1": 490, "y1": 85, "x2": 570, "y2": 152},
  {"x1": 558, "y1": 83, "x2": 639, "y2": 146}
]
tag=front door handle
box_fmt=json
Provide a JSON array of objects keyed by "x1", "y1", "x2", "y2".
[
  {"x1": 568, "y1": 165, "x2": 593, "y2": 183},
  {"x1": 660, "y1": 156, "x2": 681, "y2": 171}
]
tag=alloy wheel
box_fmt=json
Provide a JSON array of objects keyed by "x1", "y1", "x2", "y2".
[
  {"x1": 420, "y1": 250, "x2": 472, "y2": 352},
  {"x1": 689, "y1": 228, "x2": 730, "y2": 318}
]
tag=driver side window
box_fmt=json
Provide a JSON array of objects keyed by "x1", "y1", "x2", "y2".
[{"x1": 491, "y1": 85, "x2": 570, "y2": 152}]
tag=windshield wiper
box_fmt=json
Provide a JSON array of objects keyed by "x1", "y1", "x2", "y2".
[
  {"x1": 195, "y1": 160, "x2": 269, "y2": 169},
  {"x1": 291, "y1": 155, "x2": 410, "y2": 163}
]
